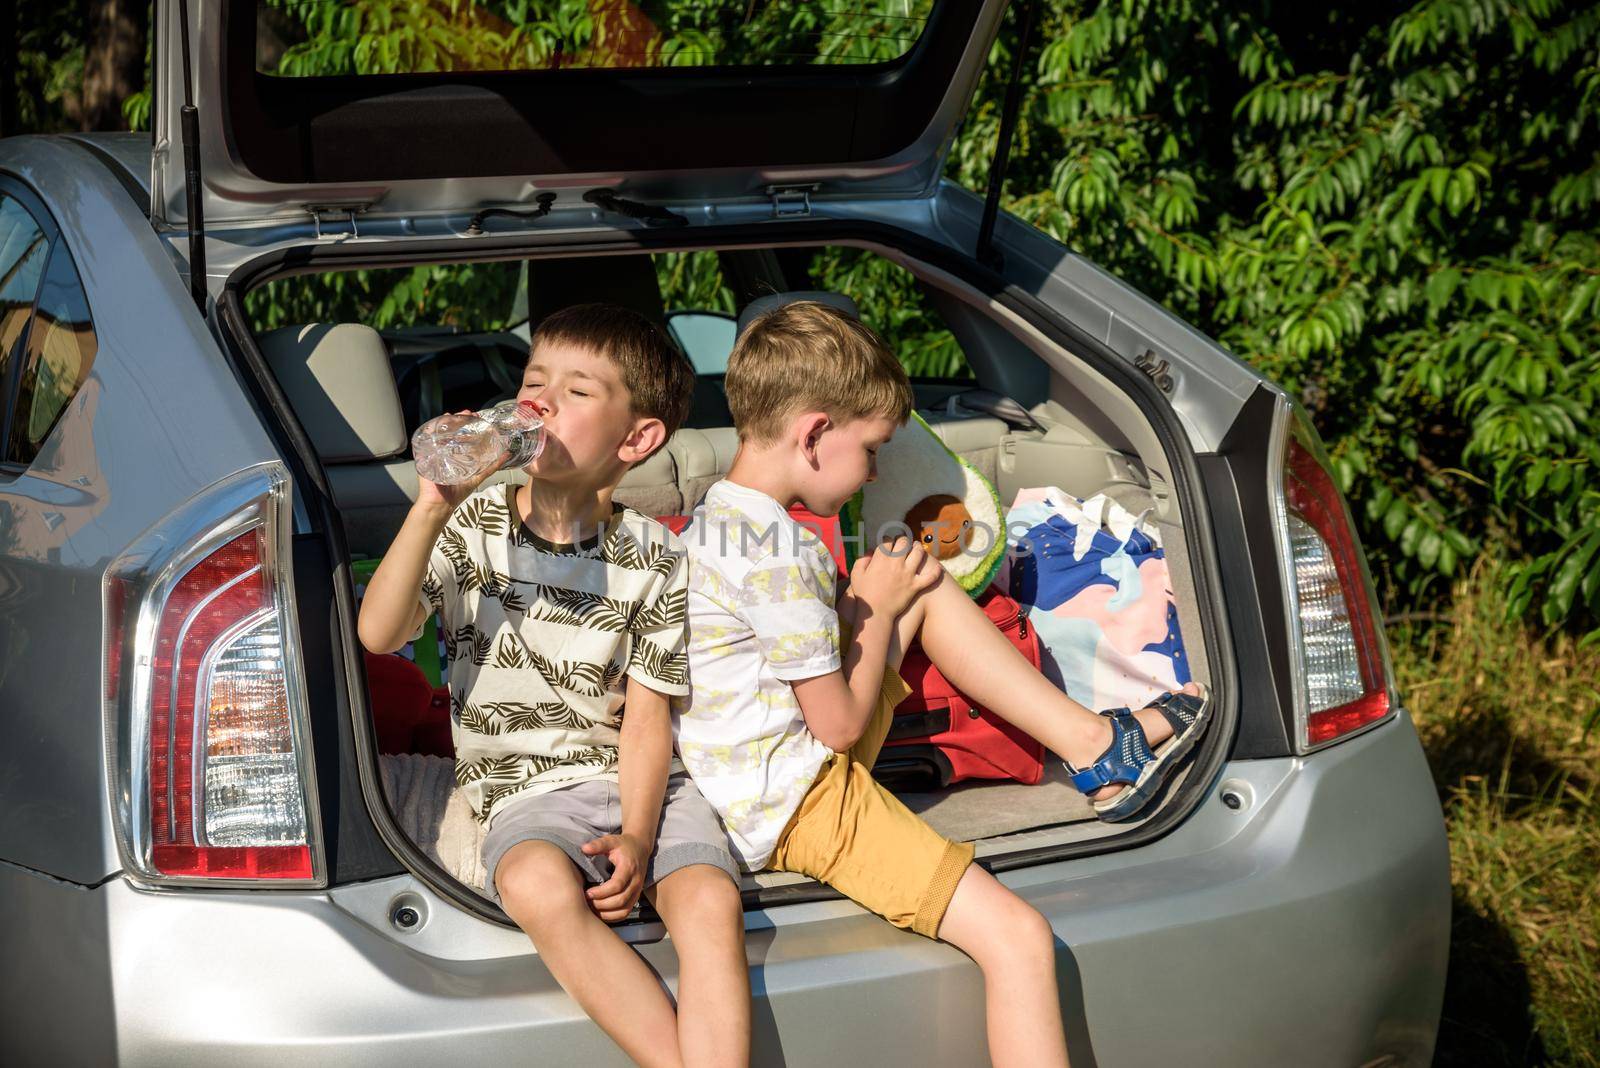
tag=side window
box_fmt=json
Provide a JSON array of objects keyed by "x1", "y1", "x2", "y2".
[
  {"x1": 0, "y1": 194, "x2": 49, "y2": 399},
  {"x1": 4, "y1": 242, "x2": 97, "y2": 467},
  {"x1": 654, "y1": 251, "x2": 738, "y2": 374},
  {"x1": 807, "y1": 247, "x2": 974, "y2": 382}
]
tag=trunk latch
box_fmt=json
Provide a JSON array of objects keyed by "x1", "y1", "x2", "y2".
[{"x1": 767, "y1": 184, "x2": 817, "y2": 218}]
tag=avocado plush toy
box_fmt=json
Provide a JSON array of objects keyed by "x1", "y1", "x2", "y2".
[{"x1": 843, "y1": 412, "x2": 1006, "y2": 597}]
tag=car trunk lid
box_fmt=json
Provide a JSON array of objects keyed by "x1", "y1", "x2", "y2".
[{"x1": 150, "y1": 0, "x2": 1007, "y2": 231}]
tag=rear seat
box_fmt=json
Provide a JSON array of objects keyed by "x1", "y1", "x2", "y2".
[{"x1": 259, "y1": 322, "x2": 1018, "y2": 557}]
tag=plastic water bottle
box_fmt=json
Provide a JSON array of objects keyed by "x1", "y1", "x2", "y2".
[{"x1": 412, "y1": 400, "x2": 545, "y2": 485}]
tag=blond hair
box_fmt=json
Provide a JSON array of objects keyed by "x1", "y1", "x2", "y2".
[{"x1": 725, "y1": 301, "x2": 913, "y2": 443}]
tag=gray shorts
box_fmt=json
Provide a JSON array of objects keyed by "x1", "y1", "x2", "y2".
[{"x1": 480, "y1": 773, "x2": 739, "y2": 906}]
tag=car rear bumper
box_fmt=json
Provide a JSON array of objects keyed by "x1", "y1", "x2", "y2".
[{"x1": 2, "y1": 710, "x2": 1448, "y2": 1067}]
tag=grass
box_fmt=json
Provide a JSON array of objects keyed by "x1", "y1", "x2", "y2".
[{"x1": 1390, "y1": 564, "x2": 1600, "y2": 1067}]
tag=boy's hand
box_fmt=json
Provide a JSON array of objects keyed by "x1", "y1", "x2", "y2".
[
  {"x1": 849, "y1": 536, "x2": 942, "y2": 617},
  {"x1": 414, "y1": 410, "x2": 512, "y2": 514},
  {"x1": 580, "y1": 832, "x2": 650, "y2": 922}
]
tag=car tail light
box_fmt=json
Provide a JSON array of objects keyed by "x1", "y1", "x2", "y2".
[
  {"x1": 104, "y1": 465, "x2": 323, "y2": 885},
  {"x1": 1273, "y1": 412, "x2": 1394, "y2": 751}
]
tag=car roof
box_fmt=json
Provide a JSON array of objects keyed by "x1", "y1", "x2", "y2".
[{"x1": 53, "y1": 132, "x2": 153, "y2": 214}]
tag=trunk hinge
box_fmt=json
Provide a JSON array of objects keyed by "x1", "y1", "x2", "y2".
[
  {"x1": 767, "y1": 184, "x2": 817, "y2": 218},
  {"x1": 175, "y1": 0, "x2": 206, "y2": 312},
  {"x1": 305, "y1": 203, "x2": 372, "y2": 240},
  {"x1": 975, "y1": 0, "x2": 1038, "y2": 272}
]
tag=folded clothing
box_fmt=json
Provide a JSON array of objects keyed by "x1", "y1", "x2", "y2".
[{"x1": 996, "y1": 487, "x2": 1190, "y2": 714}]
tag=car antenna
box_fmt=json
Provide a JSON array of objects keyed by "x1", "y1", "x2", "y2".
[
  {"x1": 175, "y1": 0, "x2": 208, "y2": 313},
  {"x1": 975, "y1": 0, "x2": 1037, "y2": 273}
]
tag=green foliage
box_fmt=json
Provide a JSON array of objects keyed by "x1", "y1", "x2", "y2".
[
  {"x1": 952, "y1": 0, "x2": 1600, "y2": 638},
  {"x1": 9, "y1": 6, "x2": 91, "y2": 133},
  {"x1": 257, "y1": 0, "x2": 931, "y2": 74},
  {"x1": 810, "y1": 248, "x2": 969, "y2": 379},
  {"x1": 654, "y1": 251, "x2": 736, "y2": 315},
  {"x1": 245, "y1": 261, "x2": 522, "y2": 332},
  {"x1": 1392, "y1": 566, "x2": 1600, "y2": 1064}
]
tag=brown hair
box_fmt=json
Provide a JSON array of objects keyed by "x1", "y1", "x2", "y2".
[
  {"x1": 725, "y1": 301, "x2": 913, "y2": 443},
  {"x1": 530, "y1": 303, "x2": 695, "y2": 456}
]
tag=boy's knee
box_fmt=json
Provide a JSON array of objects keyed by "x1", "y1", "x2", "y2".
[
  {"x1": 964, "y1": 893, "x2": 1054, "y2": 964},
  {"x1": 670, "y1": 865, "x2": 741, "y2": 908},
  {"x1": 1011, "y1": 900, "x2": 1055, "y2": 950},
  {"x1": 495, "y1": 842, "x2": 585, "y2": 931},
  {"x1": 992, "y1": 898, "x2": 1056, "y2": 969},
  {"x1": 659, "y1": 867, "x2": 744, "y2": 933}
]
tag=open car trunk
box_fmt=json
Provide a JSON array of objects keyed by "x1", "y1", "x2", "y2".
[
  {"x1": 371, "y1": 403, "x2": 1205, "y2": 902},
  {"x1": 239, "y1": 233, "x2": 1219, "y2": 920}
]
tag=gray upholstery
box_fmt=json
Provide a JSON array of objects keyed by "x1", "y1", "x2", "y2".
[
  {"x1": 736, "y1": 291, "x2": 861, "y2": 336},
  {"x1": 259, "y1": 324, "x2": 407, "y2": 462},
  {"x1": 923, "y1": 413, "x2": 1005, "y2": 487},
  {"x1": 671, "y1": 426, "x2": 740, "y2": 511}
]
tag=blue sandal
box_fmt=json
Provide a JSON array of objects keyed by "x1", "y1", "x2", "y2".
[{"x1": 1065, "y1": 685, "x2": 1213, "y2": 822}]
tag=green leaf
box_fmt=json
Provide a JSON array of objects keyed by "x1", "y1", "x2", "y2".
[
  {"x1": 1384, "y1": 499, "x2": 1410, "y2": 541},
  {"x1": 1548, "y1": 534, "x2": 1600, "y2": 621},
  {"x1": 1418, "y1": 530, "x2": 1442, "y2": 570}
]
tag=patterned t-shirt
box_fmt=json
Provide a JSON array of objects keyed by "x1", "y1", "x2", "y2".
[
  {"x1": 673, "y1": 479, "x2": 841, "y2": 870},
  {"x1": 418, "y1": 483, "x2": 689, "y2": 826}
]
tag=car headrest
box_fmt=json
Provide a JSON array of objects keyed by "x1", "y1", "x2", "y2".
[
  {"x1": 258, "y1": 323, "x2": 408, "y2": 463},
  {"x1": 736, "y1": 291, "x2": 861, "y2": 338},
  {"x1": 526, "y1": 256, "x2": 668, "y2": 332}
]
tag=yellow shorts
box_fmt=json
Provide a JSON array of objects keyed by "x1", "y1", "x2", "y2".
[{"x1": 767, "y1": 664, "x2": 977, "y2": 939}]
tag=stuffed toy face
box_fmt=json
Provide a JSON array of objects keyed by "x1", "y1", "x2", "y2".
[
  {"x1": 905, "y1": 494, "x2": 975, "y2": 560},
  {"x1": 845, "y1": 412, "x2": 1005, "y2": 596}
]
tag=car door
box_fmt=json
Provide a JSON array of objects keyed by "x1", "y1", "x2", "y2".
[{"x1": 0, "y1": 177, "x2": 113, "y2": 883}]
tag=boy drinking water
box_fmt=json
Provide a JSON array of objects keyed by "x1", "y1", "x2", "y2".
[
  {"x1": 674, "y1": 300, "x2": 1211, "y2": 1067},
  {"x1": 359, "y1": 304, "x2": 749, "y2": 1068}
]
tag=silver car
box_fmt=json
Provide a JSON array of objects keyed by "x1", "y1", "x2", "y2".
[{"x1": 0, "y1": 1, "x2": 1449, "y2": 1064}]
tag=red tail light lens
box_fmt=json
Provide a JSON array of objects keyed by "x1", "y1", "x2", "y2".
[
  {"x1": 1278, "y1": 420, "x2": 1393, "y2": 748},
  {"x1": 105, "y1": 467, "x2": 320, "y2": 884}
]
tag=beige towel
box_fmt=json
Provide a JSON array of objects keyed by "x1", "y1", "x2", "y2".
[{"x1": 379, "y1": 753, "x2": 488, "y2": 890}]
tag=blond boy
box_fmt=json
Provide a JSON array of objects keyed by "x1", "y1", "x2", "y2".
[{"x1": 673, "y1": 301, "x2": 1210, "y2": 1067}]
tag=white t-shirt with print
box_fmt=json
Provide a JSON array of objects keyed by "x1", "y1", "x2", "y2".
[
  {"x1": 419, "y1": 483, "x2": 689, "y2": 826},
  {"x1": 674, "y1": 479, "x2": 841, "y2": 870}
]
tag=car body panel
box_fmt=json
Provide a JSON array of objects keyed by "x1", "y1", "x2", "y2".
[
  {"x1": 1, "y1": 712, "x2": 1448, "y2": 1066},
  {"x1": 0, "y1": 136, "x2": 287, "y2": 883}
]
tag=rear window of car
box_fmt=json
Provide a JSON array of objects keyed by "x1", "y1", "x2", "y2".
[{"x1": 255, "y1": 0, "x2": 937, "y2": 76}]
